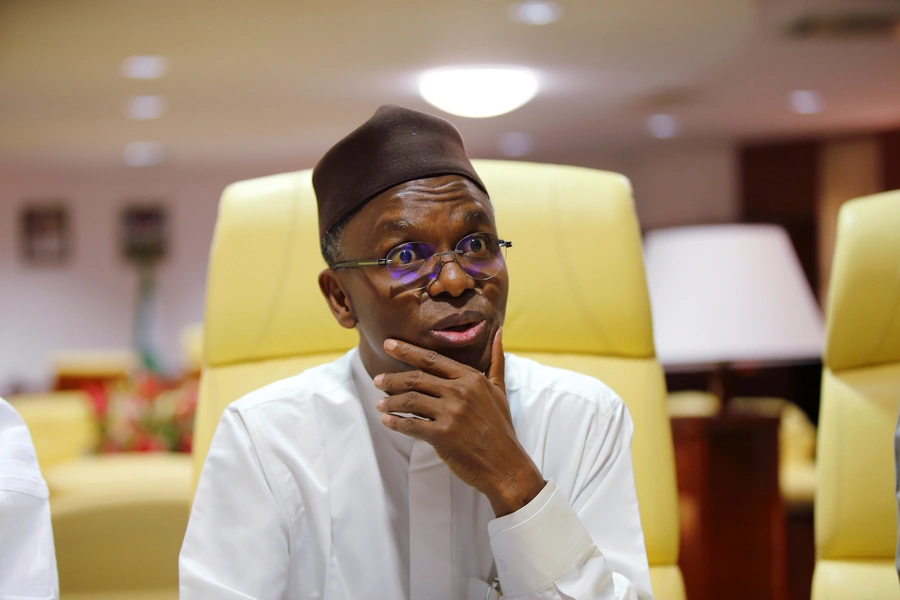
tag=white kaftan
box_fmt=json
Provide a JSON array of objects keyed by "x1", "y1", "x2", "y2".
[
  {"x1": 180, "y1": 350, "x2": 652, "y2": 599},
  {"x1": 0, "y1": 398, "x2": 59, "y2": 600}
]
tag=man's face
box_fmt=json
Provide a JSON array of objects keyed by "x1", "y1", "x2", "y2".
[{"x1": 322, "y1": 175, "x2": 509, "y2": 376}]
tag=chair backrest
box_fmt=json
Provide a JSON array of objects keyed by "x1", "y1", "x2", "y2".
[
  {"x1": 9, "y1": 391, "x2": 98, "y2": 470},
  {"x1": 194, "y1": 160, "x2": 684, "y2": 599},
  {"x1": 813, "y1": 189, "x2": 900, "y2": 599}
]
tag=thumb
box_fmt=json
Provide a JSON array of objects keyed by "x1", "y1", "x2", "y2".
[{"x1": 487, "y1": 326, "x2": 506, "y2": 394}]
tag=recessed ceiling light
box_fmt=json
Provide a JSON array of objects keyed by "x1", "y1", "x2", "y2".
[
  {"x1": 647, "y1": 114, "x2": 681, "y2": 139},
  {"x1": 789, "y1": 90, "x2": 824, "y2": 114},
  {"x1": 125, "y1": 96, "x2": 167, "y2": 120},
  {"x1": 419, "y1": 67, "x2": 539, "y2": 118},
  {"x1": 123, "y1": 142, "x2": 164, "y2": 167},
  {"x1": 498, "y1": 132, "x2": 534, "y2": 157},
  {"x1": 122, "y1": 55, "x2": 168, "y2": 79},
  {"x1": 508, "y1": 1, "x2": 562, "y2": 25}
]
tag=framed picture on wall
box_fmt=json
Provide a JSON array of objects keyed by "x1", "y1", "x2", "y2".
[
  {"x1": 19, "y1": 203, "x2": 71, "y2": 265},
  {"x1": 121, "y1": 203, "x2": 168, "y2": 265}
]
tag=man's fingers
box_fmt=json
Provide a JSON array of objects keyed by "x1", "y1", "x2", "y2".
[
  {"x1": 383, "y1": 338, "x2": 463, "y2": 378},
  {"x1": 381, "y1": 411, "x2": 435, "y2": 441},
  {"x1": 487, "y1": 327, "x2": 506, "y2": 394},
  {"x1": 375, "y1": 370, "x2": 445, "y2": 397},
  {"x1": 377, "y1": 392, "x2": 439, "y2": 421}
]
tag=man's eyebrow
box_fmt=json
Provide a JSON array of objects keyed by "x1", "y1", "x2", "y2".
[
  {"x1": 379, "y1": 218, "x2": 414, "y2": 233},
  {"x1": 462, "y1": 210, "x2": 490, "y2": 224}
]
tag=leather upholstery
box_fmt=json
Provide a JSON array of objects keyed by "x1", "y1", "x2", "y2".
[
  {"x1": 51, "y1": 455, "x2": 190, "y2": 600},
  {"x1": 824, "y1": 191, "x2": 900, "y2": 372},
  {"x1": 195, "y1": 160, "x2": 684, "y2": 599},
  {"x1": 9, "y1": 391, "x2": 97, "y2": 470},
  {"x1": 813, "y1": 189, "x2": 900, "y2": 600}
]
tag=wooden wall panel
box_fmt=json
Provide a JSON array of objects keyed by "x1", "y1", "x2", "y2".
[
  {"x1": 881, "y1": 129, "x2": 900, "y2": 192},
  {"x1": 740, "y1": 141, "x2": 820, "y2": 297}
]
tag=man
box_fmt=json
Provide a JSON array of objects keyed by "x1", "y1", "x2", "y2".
[
  {"x1": 180, "y1": 105, "x2": 652, "y2": 599},
  {"x1": 0, "y1": 397, "x2": 59, "y2": 600}
]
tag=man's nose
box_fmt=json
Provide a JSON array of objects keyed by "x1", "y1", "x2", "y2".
[{"x1": 427, "y1": 253, "x2": 475, "y2": 297}]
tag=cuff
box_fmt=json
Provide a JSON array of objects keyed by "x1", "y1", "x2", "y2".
[{"x1": 487, "y1": 479, "x2": 593, "y2": 597}]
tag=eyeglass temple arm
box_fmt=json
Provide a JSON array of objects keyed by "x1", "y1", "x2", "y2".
[{"x1": 332, "y1": 258, "x2": 391, "y2": 269}]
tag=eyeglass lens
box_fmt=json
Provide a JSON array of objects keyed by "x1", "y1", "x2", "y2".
[{"x1": 385, "y1": 233, "x2": 507, "y2": 289}]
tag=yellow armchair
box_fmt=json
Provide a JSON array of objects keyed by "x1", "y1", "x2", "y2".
[
  {"x1": 812, "y1": 189, "x2": 900, "y2": 599},
  {"x1": 8, "y1": 391, "x2": 97, "y2": 472},
  {"x1": 194, "y1": 160, "x2": 683, "y2": 599}
]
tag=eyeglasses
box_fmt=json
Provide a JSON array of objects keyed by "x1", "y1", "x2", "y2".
[{"x1": 333, "y1": 232, "x2": 512, "y2": 290}]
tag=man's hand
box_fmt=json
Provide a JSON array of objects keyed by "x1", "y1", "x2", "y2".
[{"x1": 374, "y1": 328, "x2": 546, "y2": 517}]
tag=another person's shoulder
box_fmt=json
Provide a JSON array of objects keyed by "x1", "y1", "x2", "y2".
[
  {"x1": 0, "y1": 397, "x2": 48, "y2": 495},
  {"x1": 0, "y1": 396, "x2": 28, "y2": 431},
  {"x1": 504, "y1": 353, "x2": 625, "y2": 417}
]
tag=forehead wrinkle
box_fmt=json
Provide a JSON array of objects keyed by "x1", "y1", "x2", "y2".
[{"x1": 375, "y1": 204, "x2": 492, "y2": 239}]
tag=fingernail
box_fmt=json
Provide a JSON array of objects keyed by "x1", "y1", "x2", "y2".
[
  {"x1": 373, "y1": 374, "x2": 383, "y2": 388},
  {"x1": 384, "y1": 339, "x2": 397, "y2": 351},
  {"x1": 376, "y1": 398, "x2": 384, "y2": 410}
]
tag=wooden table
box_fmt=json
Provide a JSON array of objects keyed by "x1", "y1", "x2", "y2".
[{"x1": 671, "y1": 415, "x2": 787, "y2": 600}]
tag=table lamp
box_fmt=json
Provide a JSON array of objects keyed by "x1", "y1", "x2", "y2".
[{"x1": 643, "y1": 224, "x2": 825, "y2": 401}]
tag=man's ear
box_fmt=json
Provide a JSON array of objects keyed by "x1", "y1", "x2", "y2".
[{"x1": 318, "y1": 269, "x2": 357, "y2": 329}]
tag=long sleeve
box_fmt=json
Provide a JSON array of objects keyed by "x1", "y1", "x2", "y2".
[
  {"x1": 0, "y1": 398, "x2": 59, "y2": 600},
  {"x1": 895, "y1": 403, "x2": 900, "y2": 581},
  {"x1": 489, "y1": 399, "x2": 652, "y2": 600},
  {"x1": 179, "y1": 406, "x2": 291, "y2": 600}
]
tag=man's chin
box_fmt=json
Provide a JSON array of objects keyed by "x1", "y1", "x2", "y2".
[{"x1": 438, "y1": 343, "x2": 492, "y2": 373}]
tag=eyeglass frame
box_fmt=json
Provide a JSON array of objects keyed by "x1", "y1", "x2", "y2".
[{"x1": 331, "y1": 232, "x2": 512, "y2": 289}]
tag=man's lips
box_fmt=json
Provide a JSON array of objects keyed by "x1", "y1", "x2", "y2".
[
  {"x1": 430, "y1": 310, "x2": 486, "y2": 331},
  {"x1": 429, "y1": 320, "x2": 486, "y2": 346}
]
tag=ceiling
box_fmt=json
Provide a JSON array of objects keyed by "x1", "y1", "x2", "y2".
[{"x1": 1, "y1": 0, "x2": 898, "y2": 170}]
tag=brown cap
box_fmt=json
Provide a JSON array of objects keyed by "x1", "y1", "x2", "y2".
[{"x1": 312, "y1": 104, "x2": 487, "y2": 239}]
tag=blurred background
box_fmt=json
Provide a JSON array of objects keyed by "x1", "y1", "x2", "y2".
[
  {"x1": 1, "y1": 1, "x2": 899, "y2": 599},
  {"x1": 1, "y1": 0, "x2": 898, "y2": 389}
]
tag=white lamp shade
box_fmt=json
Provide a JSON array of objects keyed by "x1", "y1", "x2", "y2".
[{"x1": 643, "y1": 224, "x2": 825, "y2": 369}]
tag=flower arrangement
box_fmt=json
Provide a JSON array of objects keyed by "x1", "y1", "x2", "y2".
[{"x1": 85, "y1": 371, "x2": 197, "y2": 453}]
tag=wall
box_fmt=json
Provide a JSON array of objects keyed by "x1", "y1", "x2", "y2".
[
  {"x1": 621, "y1": 143, "x2": 739, "y2": 231},
  {"x1": 0, "y1": 144, "x2": 739, "y2": 391},
  {"x1": 0, "y1": 164, "x2": 292, "y2": 391}
]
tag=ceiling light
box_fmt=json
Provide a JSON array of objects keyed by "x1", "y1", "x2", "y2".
[
  {"x1": 508, "y1": 1, "x2": 562, "y2": 25},
  {"x1": 123, "y1": 142, "x2": 164, "y2": 167},
  {"x1": 647, "y1": 114, "x2": 681, "y2": 139},
  {"x1": 419, "y1": 67, "x2": 539, "y2": 118},
  {"x1": 789, "y1": 90, "x2": 824, "y2": 114},
  {"x1": 498, "y1": 132, "x2": 534, "y2": 157},
  {"x1": 122, "y1": 55, "x2": 168, "y2": 79},
  {"x1": 125, "y1": 96, "x2": 167, "y2": 120}
]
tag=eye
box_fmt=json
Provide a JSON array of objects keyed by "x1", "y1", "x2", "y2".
[
  {"x1": 460, "y1": 233, "x2": 492, "y2": 255},
  {"x1": 387, "y1": 243, "x2": 429, "y2": 266}
]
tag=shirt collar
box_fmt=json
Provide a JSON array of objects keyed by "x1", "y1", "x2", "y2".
[{"x1": 350, "y1": 348, "x2": 415, "y2": 459}]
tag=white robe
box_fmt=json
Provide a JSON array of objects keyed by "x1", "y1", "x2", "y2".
[
  {"x1": 0, "y1": 398, "x2": 59, "y2": 600},
  {"x1": 180, "y1": 350, "x2": 652, "y2": 599}
]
